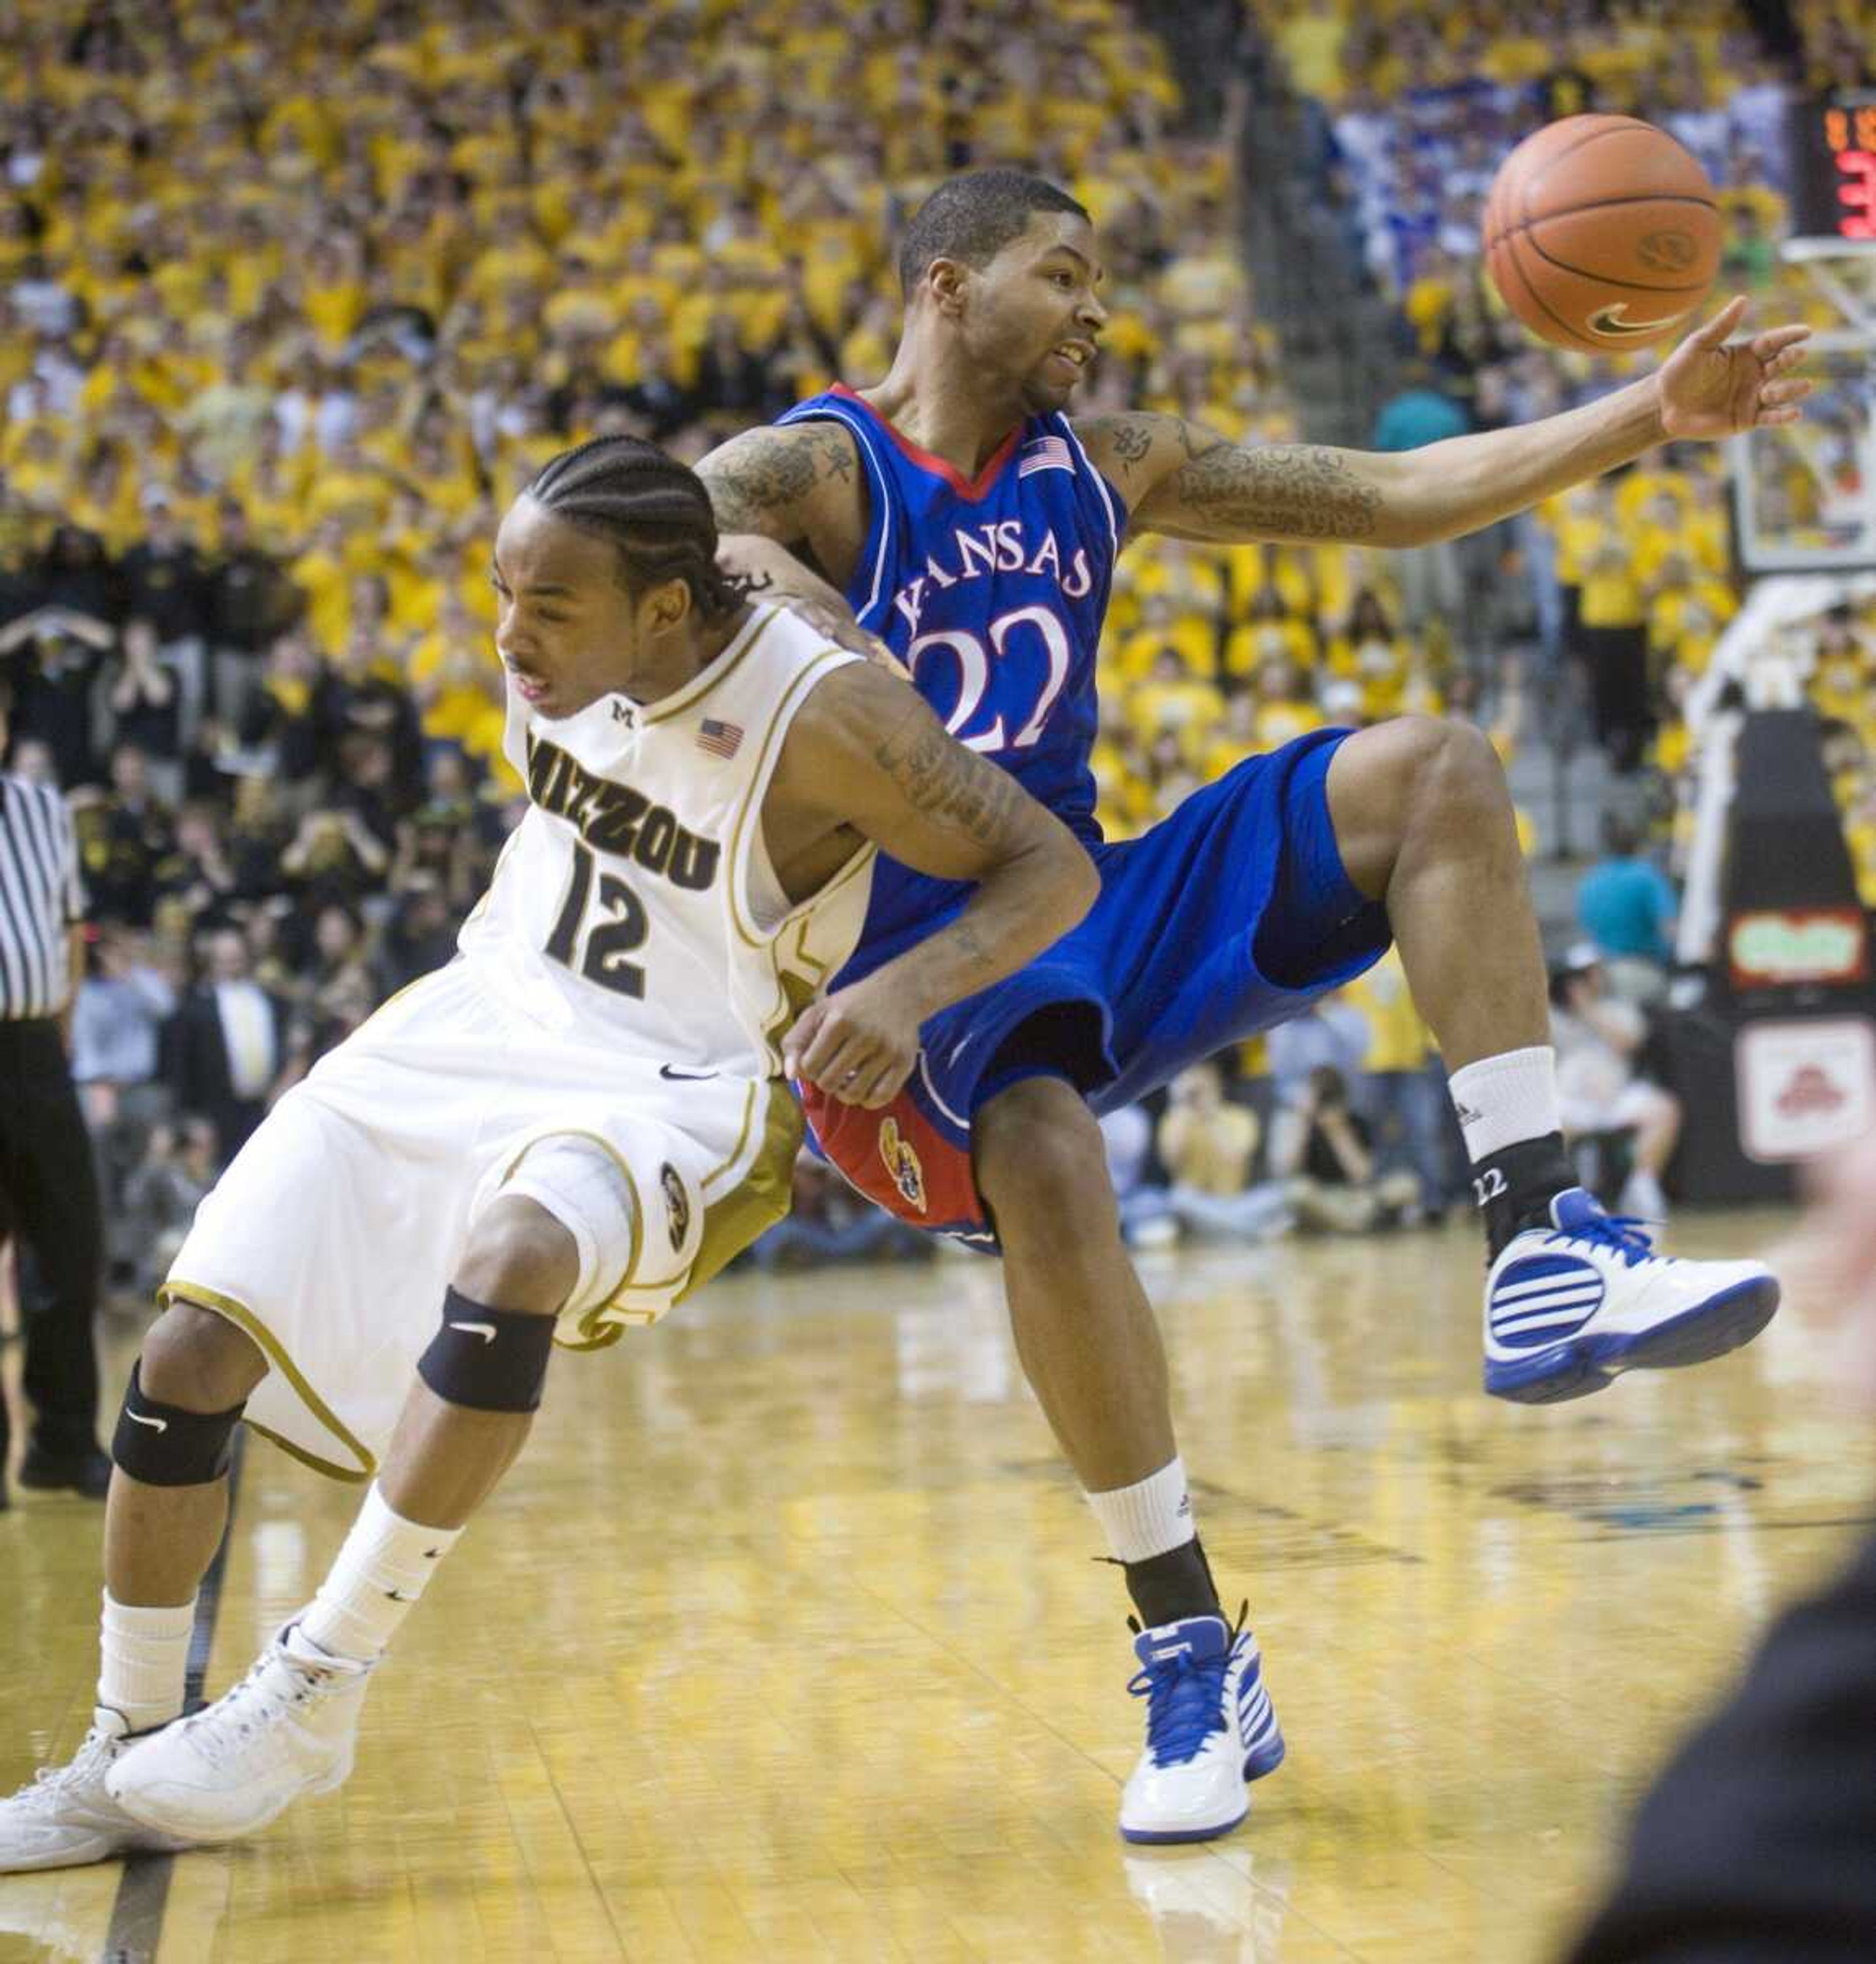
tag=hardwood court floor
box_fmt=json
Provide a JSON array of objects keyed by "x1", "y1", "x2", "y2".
[{"x1": 2, "y1": 1207, "x2": 1870, "y2": 1964}]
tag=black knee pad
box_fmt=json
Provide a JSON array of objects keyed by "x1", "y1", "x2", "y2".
[
  {"x1": 417, "y1": 1288, "x2": 557, "y2": 1414},
  {"x1": 111, "y1": 1360, "x2": 246, "y2": 1486}
]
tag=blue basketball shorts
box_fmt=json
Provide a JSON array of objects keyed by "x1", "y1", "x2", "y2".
[{"x1": 799, "y1": 726, "x2": 1392, "y2": 1245}]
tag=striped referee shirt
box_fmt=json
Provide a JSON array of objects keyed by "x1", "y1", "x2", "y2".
[{"x1": 0, "y1": 773, "x2": 86, "y2": 1020}]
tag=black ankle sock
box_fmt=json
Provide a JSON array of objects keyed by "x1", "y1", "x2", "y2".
[
  {"x1": 1124, "y1": 1536, "x2": 1222, "y2": 1629},
  {"x1": 1473, "y1": 1130, "x2": 1577, "y2": 1259}
]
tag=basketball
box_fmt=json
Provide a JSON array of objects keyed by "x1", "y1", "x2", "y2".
[{"x1": 1483, "y1": 114, "x2": 1722, "y2": 354}]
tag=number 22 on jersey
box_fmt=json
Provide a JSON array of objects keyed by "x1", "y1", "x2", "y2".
[{"x1": 910, "y1": 603, "x2": 1072, "y2": 754}]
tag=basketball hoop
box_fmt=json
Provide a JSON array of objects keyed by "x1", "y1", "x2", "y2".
[{"x1": 1778, "y1": 235, "x2": 1876, "y2": 338}]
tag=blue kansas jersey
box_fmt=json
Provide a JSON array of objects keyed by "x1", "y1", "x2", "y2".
[
  {"x1": 780, "y1": 385, "x2": 1392, "y2": 1246},
  {"x1": 777, "y1": 387, "x2": 1124, "y2": 974}
]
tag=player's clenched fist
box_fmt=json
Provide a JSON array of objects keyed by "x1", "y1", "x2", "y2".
[{"x1": 783, "y1": 979, "x2": 922, "y2": 1109}]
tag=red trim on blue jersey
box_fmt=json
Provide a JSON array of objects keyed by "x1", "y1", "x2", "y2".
[{"x1": 829, "y1": 384, "x2": 1021, "y2": 504}]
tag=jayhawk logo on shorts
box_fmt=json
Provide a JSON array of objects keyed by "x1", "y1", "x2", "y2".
[
  {"x1": 877, "y1": 1117, "x2": 926, "y2": 1215},
  {"x1": 660, "y1": 1163, "x2": 690, "y2": 1251}
]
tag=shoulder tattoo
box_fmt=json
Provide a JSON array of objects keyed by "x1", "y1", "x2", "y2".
[
  {"x1": 696, "y1": 423, "x2": 854, "y2": 530},
  {"x1": 1080, "y1": 410, "x2": 1209, "y2": 484},
  {"x1": 1102, "y1": 413, "x2": 1156, "y2": 476}
]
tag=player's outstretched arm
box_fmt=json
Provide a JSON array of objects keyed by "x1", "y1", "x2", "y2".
[
  {"x1": 1077, "y1": 297, "x2": 1811, "y2": 550},
  {"x1": 773, "y1": 663, "x2": 1099, "y2": 1108}
]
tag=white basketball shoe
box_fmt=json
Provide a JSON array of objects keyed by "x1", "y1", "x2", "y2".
[
  {"x1": 0, "y1": 1707, "x2": 202, "y2": 1871},
  {"x1": 1119, "y1": 1611, "x2": 1285, "y2": 1845},
  {"x1": 1484, "y1": 1187, "x2": 1779, "y2": 1404},
  {"x1": 107, "y1": 1623, "x2": 374, "y2": 1840}
]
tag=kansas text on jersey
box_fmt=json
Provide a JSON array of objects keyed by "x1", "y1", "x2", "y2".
[{"x1": 778, "y1": 386, "x2": 1126, "y2": 977}]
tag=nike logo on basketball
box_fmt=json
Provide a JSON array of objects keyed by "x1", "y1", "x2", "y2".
[
  {"x1": 448, "y1": 1320, "x2": 498, "y2": 1343},
  {"x1": 660, "y1": 1065, "x2": 717, "y2": 1081},
  {"x1": 1588, "y1": 301, "x2": 1690, "y2": 337},
  {"x1": 125, "y1": 1410, "x2": 168, "y2": 1432}
]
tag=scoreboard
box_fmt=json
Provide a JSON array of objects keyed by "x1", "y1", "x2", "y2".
[{"x1": 1791, "y1": 91, "x2": 1876, "y2": 242}]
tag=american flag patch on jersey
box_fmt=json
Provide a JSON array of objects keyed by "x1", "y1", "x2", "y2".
[
  {"x1": 696, "y1": 717, "x2": 744, "y2": 760},
  {"x1": 1018, "y1": 434, "x2": 1074, "y2": 478}
]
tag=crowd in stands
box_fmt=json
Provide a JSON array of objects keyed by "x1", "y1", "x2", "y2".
[
  {"x1": 9, "y1": 0, "x2": 1869, "y2": 1278},
  {"x1": 1256, "y1": 0, "x2": 1872, "y2": 798},
  {"x1": 2, "y1": 0, "x2": 1318, "y2": 1280}
]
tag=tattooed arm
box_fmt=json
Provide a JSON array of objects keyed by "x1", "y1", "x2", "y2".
[
  {"x1": 1081, "y1": 400, "x2": 1681, "y2": 548},
  {"x1": 1077, "y1": 313, "x2": 1813, "y2": 551},
  {"x1": 696, "y1": 420, "x2": 878, "y2": 645},
  {"x1": 1078, "y1": 411, "x2": 1400, "y2": 544},
  {"x1": 770, "y1": 661, "x2": 1097, "y2": 1107}
]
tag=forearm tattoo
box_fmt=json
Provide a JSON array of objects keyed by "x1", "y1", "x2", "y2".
[
  {"x1": 696, "y1": 423, "x2": 853, "y2": 530},
  {"x1": 876, "y1": 712, "x2": 1024, "y2": 850},
  {"x1": 1086, "y1": 413, "x2": 1386, "y2": 542},
  {"x1": 948, "y1": 917, "x2": 993, "y2": 975},
  {"x1": 1170, "y1": 438, "x2": 1384, "y2": 541}
]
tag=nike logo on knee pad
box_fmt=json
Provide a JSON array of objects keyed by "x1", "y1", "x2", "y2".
[
  {"x1": 447, "y1": 1321, "x2": 498, "y2": 1343},
  {"x1": 125, "y1": 1410, "x2": 169, "y2": 1432}
]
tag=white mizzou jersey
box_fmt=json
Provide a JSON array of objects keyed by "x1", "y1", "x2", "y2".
[{"x1": 458, "y1": 604, "x2": 875, "y2": 1079}]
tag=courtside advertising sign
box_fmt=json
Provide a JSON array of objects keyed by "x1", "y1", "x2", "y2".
[{"x1": 1736, "y1": 1017, "x2": 1876, "y2": 1162}]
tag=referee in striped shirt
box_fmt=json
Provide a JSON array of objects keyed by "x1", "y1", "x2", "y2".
[{"x1": 0, "y1": 678, "x2": 108, "y2": 1504}]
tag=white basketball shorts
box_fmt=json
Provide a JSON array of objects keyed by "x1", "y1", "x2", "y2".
[{"x1": 163, "y1": 959, "x2": 799, "y2": 1479}]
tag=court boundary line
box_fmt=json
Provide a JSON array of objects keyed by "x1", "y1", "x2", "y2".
[{"x1": 101, "y1": 1429, "x2": 245, "y2": 1964}]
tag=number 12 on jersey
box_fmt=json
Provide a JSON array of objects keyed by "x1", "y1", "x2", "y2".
[{"x1": 545, "y1": 842, "x2": 649, "y2": 996}]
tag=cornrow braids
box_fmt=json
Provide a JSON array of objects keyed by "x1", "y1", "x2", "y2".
[{"x1": 525, "y1": 435, "x2": 760, "y2": 621}]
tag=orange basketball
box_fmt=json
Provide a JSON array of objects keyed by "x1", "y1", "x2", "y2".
[{"x1": 1482, "y1": 115, "x2": 1721, "y2": 354}]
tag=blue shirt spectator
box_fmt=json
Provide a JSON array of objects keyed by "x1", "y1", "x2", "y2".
[
  {"x1": 1373, "y1": 379, "x2": 1471, "y2": 452},
  {"x1": 70, "y1": 933, "x2": 176, "y2": 1087},
  {"x1": 1577, "y1": 817, "x2": 1679, "y2": 965}
]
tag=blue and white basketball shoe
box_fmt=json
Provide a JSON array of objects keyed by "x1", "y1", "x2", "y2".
[
  {"x1": 1484, "y1": 1187, "x2": 1780, "y2": 1404},
  {"x1": 1119, "y1": 1610, "x2": 1285, "y2": 1844}
]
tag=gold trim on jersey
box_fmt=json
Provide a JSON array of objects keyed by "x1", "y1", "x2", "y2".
[
  {"x1": 160, "y1": 1279, "x2": 374, "y2": 1484},
  {"x1": 682, "y1": 1079, "x2": 805, "y2": 1299},
  {"x1": 493, "y1": 1127, "x2": 648, "y2": 1352},
  {"x1": 549, "y1": 1087, "x2": 798, "y2": 1338},
  {"x1": 702, "y1": 1080, "x2": 760, "y2": 1200},
  {"x1": 725, "y1": 647, "x2": 868, "y2": 950},
  {"x1": 718, "y1": 642, "x2": 876, "y2": 1071},
  {"x1": 637, "y1": 605, "x2": 780, "y2": 727}
]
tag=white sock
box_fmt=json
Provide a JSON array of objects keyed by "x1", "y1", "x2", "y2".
[
  {"x1": 98, "y1": 1591, "x2": 195, "y2": 1732},
  {"x1": 298, "y1": 1484, "x2": 463, "y2": 1664},
  {"x1": 1084, "y1": 1457, "x2": 1195, "y2": 1565},
  {"x1": 1447, "y1": 1046, "x2": 1561, "y2": 1163}
]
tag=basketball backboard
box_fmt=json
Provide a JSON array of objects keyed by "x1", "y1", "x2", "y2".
[{"x1": 1729, "y1": 239, "x2": 1875, "y2": 576}]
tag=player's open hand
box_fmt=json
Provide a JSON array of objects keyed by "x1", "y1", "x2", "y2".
[
  {"x1": 1656, "y1": 296, "x2": 1813, "y2": 440},
  {"x1": 783, "y1": 978, "x2": 922, "y2": 1108}
]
